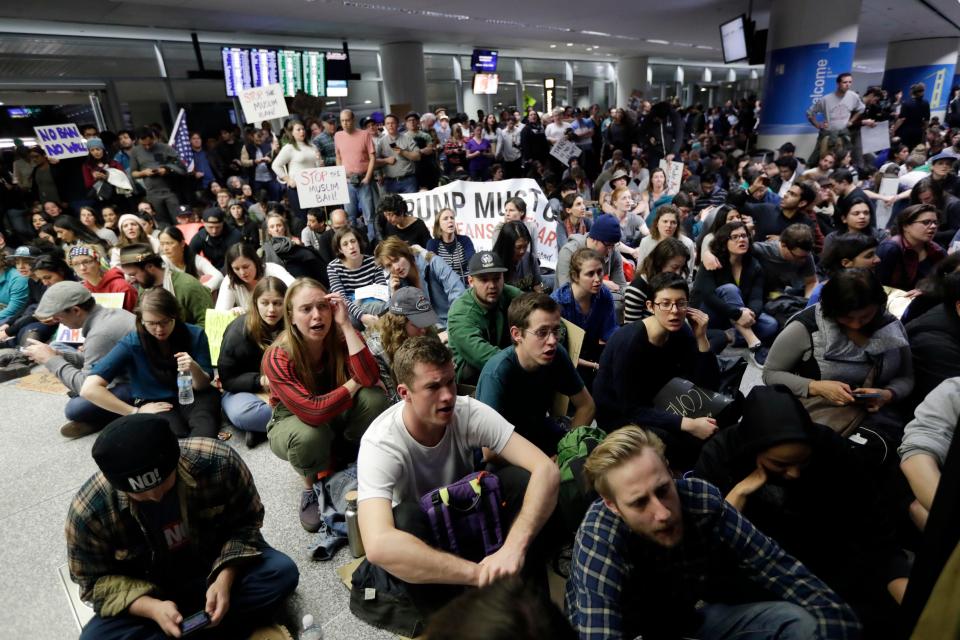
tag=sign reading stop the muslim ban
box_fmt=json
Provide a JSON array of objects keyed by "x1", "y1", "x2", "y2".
[
  {"x1": 33, "y1": 123, "x2": 88, "y2": 160},
  {"x1": 238, "y1": 84, "x2": 290, "y2": 124},
  {"x1": 295, "y1": 166, "x2": 350, "y2": 208}
]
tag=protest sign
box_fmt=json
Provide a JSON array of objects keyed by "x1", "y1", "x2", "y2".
[
  {"x1": 549, "y1": 139, "x2": 583, "y2": 166},
  {"x1": 400, "y1": 178, "x2": 558, "y2": 269},
  {"x1": 53, "y1": 293, "x2": 126, "y2": 344},
  {"x1": 295, "y1": 166, "x2": 350, "y2": 208},
  {"x1": 861, "y1": 124, "x2": 891, "y2": 155},
  {"x1": 238, "y1": 84, "x2": 290, "y2": 124},
  {"x1": 33, "y1": 124, "x2": 88, "y2": 160},
  {"x1": 204, "y1": 309, "x2": 238, "y2": 363},
  {"x1": 875, "y1": 176, "x2": 899, "y2": 231},
  {"x1": 354, "y1": 284, "x2": 389, "y2": 304},
  {"x1": 659, "y1": 159, "x2": 685, "y2": 196}
]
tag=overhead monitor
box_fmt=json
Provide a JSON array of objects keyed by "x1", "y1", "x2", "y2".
[
  {"x1": 302, "y1": 50, "x2": 326, "y2": 96},
  {"x1": 221, "y1": 47, "x2": 252, "y2": 97},
  {"x1": 250, "y1": 49, "x2": 279, "y2": 89},
  {"x1": 278, "y1": 50, "x2": 304, "y2": 97},
  {"x1": 326, "y1": 79, "x2": 348, "y2": 97},
  {"x1": 719, "y1": 14, "x2": 748, "y2": 64},
  {"x1": 473, "y1": 73, "x2": 499, "y2": 95},
  {"x1": 471, "y1": 49, "x2": 499, "y2": 73}
]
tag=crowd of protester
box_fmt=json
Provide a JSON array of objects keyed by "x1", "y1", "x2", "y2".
[{"x1": 3, "y1": 71, "x2": 960, "y2": 639}]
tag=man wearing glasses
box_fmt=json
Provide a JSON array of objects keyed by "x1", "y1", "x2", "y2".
[
  {"x1": 476, "y1": 292, "x2": 595, "y2": 455},
  {"x1": 119, "y1": 244, "x2": 212, "y2": 327},
  {"x1": 23, "y1": 281, "x2": 135, "y2": 438}
]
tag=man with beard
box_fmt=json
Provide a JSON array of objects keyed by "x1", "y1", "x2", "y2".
[{"x1": 119, "y1": 244, "x2": 211, "y2": 327}]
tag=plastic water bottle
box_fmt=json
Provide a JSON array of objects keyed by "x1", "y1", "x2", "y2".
[
  {"x1": 300, "y1": 614, "x2": 323, "y2": 640},
  {"x1": 345, "y1": 490, "x2": 365, "y2": 558},
  {"x1": 177, "y1": 370, "x2": 194, "y2": 405}
]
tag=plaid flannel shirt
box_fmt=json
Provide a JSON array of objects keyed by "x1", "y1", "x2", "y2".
[
  {"x1": 565, "y1": 477, "x2": 861, "y2": 640},
  {"x1": 65, "y1": 439, "x2": 266, "y2": 616}
]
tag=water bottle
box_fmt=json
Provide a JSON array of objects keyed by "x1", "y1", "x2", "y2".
[
  {"x1": 345, "y1": 490, "x2": 365, "y2": 558},
  {"x1": 177, "y1": 369, "x2": 194, "y2": 405},
  {"x1": 300, "y1": 614, "x2": 323, "y2": 640}
]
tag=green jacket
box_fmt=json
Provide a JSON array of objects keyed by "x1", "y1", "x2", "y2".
[
  {"x1": 169, "y1": 269, "x2": 213, "y2": 328},
  {"x1": 65, "y1": 439, "x2": 265, "y2": 616},
  {"x1": 447, "y1": 284, "x2": 523, "y2": 383}
]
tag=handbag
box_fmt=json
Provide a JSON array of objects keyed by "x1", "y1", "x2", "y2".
[
  {"x1": 419, "y1": 471, "x2": 504, "y2": 563},
  {"x1": 799, "y1": 364, "x2": 876, "y2": 438},
  {"x1": 653, "y1": 377, "x2": 741, "y2": 427}
]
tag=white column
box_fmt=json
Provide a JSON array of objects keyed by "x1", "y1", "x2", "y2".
[
  {"x1": 379, "y1": 41, "x2": 427, "y2": 114},
  {"x1": 616, "y1": 56, "x2": 649, "y2": 106}
]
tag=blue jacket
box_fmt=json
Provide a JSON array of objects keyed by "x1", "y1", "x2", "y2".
[
  {"x1": 0, "y1": 267, "x2": 29, "y2": 325},
  {"x1": 400, "y1": 252, "x2": 466, "y2": 328}
]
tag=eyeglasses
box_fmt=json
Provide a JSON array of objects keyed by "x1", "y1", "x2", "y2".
[
  {"x1": 652, "y1": 300, "x2": 689, "y2": 312},
  {"x1": 729, "y1": 233, "x2": 750, "y2": 241},
  {"x1": 525, "y1": 326, "x2": 562, "y2": 340},
  {"x1": 913, "y1": 218, "x2": 939, "y2": 227},
  {"x1": 142, "y1": 318, "x2": 175, "y2": 329}
]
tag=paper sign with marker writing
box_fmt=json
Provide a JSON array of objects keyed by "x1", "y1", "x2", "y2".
[
  {"x1": 658, "y1": 159, "x2": 685, "y2": 196},
  {"x1": 354, "y1": 284, "x2": 390, "y2": 304},
  {"x1": 33, "y1": 123, "x2": 88, "y2": 160},
  {"x1": 549, "y1": 139, "x2": 583, "y2": 166},
  {"x1": 295, "y1": 166, "x2": 350, "y2": 208},
  {"x1": 861, "y1": 123, "x2": 891, "y2": 155},
  {"x1": 204, "y1": 309, "x2": 239, "y2": 363},
  {"x1": 238, "y1": 84, "x2": 290, "y2": 124}
]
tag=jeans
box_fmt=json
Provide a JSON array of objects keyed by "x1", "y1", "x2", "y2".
[
  {"x1": 709, "y1": 283, "x2": 779, "y2": 345},
  {"x1": 66, "y1": 384, "x2": 133, "y2": 427},
  {"x1": 79, "y1": 547, "x2": 300, "y2": 640},
  {"x1": 222, "y1": 391, "x2": 271, "y2": 433},
  {"x1": 695, "y1": 601, "x2": 818, "y2": 640},
  {"x1": 345, "y1": 179, "x2": 379, "y2": 243},
  {"x1": 382, "y1": 174, "x2": 417, "y2": 195}
]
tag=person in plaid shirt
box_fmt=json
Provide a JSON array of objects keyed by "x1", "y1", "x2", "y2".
[
  {"x1": 66, "y1": 414, "x2": 299, "y2": 638},
  {"x1": 565, "y1": 425, "x2": 860, "y2": 640}
]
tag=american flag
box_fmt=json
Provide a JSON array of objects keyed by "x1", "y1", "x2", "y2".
[{"x1": 168, "y1": 108, "x2": 195, "y2": 172}]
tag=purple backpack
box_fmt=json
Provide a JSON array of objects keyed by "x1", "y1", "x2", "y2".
[{"x1": 419, "y1": 471, "x2": 505, "y2": 562}]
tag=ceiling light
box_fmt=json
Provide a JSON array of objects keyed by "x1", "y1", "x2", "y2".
[
  {"x1": 695, "y1": 45, "x2": 714, "y2": 50},
  {"x1": 673, "y1": 42, "x2": 694, "y2": 47},
  {"x1": 549, "y1": 44, "x2": 557, "y2": 48},
  {"x1": 325, "y1": 100, "x2": 336, "y2": 105},
  {"x1": 646, "y1": 39, "x2": 669, "y2": 45},
  {"x1": 364, "y1": 99, "x2": 372, "y2": 104},
  {"x1": 566, "y1": 42, "x2": 574, "y2": 46},
  {"x1": 581, "y1": 30, "x2": 611, "y2": 37}
]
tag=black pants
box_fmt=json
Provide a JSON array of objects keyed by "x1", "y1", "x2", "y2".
[{"x1": 144, "y1": 387, "x2": 222, "y2": 438}]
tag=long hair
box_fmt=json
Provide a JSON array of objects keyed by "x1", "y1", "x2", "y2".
[
  {"x1": 284, "y1": 120, "x2": 303, "y2": 150},
  {"x1": 375, "y1": 237, "x2": 423, "y2": 290},
  {"x1": 649, "y1": 204, "x2": 682, "y2": 241},
  {"x1": 492, "y1": 220, "x2": 532, "y2": 270},
  {"x1": 159, "y1": 226, "x2": 199, "y2": 279},
  {"x1": 710, "y1": 221, "x2": 750, "y2": 265},
  {"x1": 641, "y1": 237, "x2": 690, "y2": 281},
  {"x1": 264, "y1": 278, "x2": 349, "y2": 392},
  {"x1": 245, "y1": 276, "x2": 288, "y2": 350},
  {"x1": 136, "y1": 287, "x2": 192, "y2": 389},
  {"x1": 116, "y1": 221, "x2": 151, "y2": 248},
  {"x1": 53, "y1": 215, "x2": 108, "y2": 253},
  {"x1": 224, "y1": 243, "x2": 264, "y2": 286}
]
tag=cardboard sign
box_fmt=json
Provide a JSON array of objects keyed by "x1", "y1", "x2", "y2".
[
  {"x1": 294, "y1": 166, "x2": 350, "y2": 208},
  {"x1": 204, "y1": 309, "x2": 239, "y2": 363},
  {"x1": 33, "y1": 123, "x2": 88, "y2": 160},
  {"x1": 658, "y1": 159, "x2": 685, "y2": 196},
  {"x1": 861, "y1": 123, "x2": 891, "y2": 155},
  {"x1": 400, "y1": 178, "x2": 558, "y2": 269},
  {"x1": 549, "y1": 139, "x2": 583, "y2": 167},
  {"x1": 238, "y1": 84, "x2": 290, "y2": 124}
]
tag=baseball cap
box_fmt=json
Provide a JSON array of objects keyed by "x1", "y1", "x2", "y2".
[
  {"x1": 388, "y1": 287, "x2": 439, "y2": 328},
  {"x1": 12, "y1": 246, "x2": 42, "y2": 261},
  {"x1": 588, "y1": 214, "x2": 622, "y2": 244},
  {"x1": 92, "y1": 414, "x2": 180, "y2": 493},
  {"x1": 321, "y1": 113, "x2": 338, "y2": 124},
  {"x1": 929, "y1": 151, "x2": 957, "y2": 165},
  {"x1": 118, "y1": 243, "x2": 159, "y2": 265},
  {"x1": 370, "y1": 111, "x2": 385, "y2": 124},
  {"x1": 35, "y1": 280, "x2": 94, "y2": 319},
  {"x1": 202, "y1": 208, "x2": 225, "y2": 223},
  {"x1": 467, "y1": 250, "x2": 508, "y2": 276}
]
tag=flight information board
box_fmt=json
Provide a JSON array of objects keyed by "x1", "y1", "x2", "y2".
[
  {"x1": 250, "y1": 48, "x2": 279, "y2": 88},
  {"x1": 222, "y1": 47, "x2": 251, "y2": 97}
]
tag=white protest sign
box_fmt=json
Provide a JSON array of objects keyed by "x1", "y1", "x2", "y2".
[
  {"x1": 33, "y1": 123, "x2": 88, "y2": 160},
  {"x1": 294, "y1": 166, "x2": 350, "y2": 208},
  {"x1": 238, "y1": 84, "x2": 290, "y2": 124},
  {"x1": 659, "y1": 159, "x2": 684, "y2": 195},
  {"x1": 875, "y1": 176, "x2": 899, "y2": 231},
  {"x1": 549, "y1": 139, "x2": 583, "y2": 166},
  {"x1": 53, "y1": 292, "x2": 126, "y2": 344},
  {"x1": 861, "y1": 123, "x2": 891, "y2": 155},
  {"x1": 401, "y1": 178, "x2": 558, "y2": 269}
]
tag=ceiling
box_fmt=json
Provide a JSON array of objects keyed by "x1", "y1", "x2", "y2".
[{"x1": 0, "y1": 0, "x2": 957, "y2": 73}]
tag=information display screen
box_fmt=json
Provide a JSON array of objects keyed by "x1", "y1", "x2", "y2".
[
  {"x1": 250, "y1": 49, "x2": 279, "y2": 88},
  {"x1": 222, "y1": 47, "x2": 251, "y2": 97},
  {"x1": 720, "y1": 15, "x2": 748, "y2": 63},
  {"x1": 278, "y1": 50, "x2": 303, "y2": 97}
]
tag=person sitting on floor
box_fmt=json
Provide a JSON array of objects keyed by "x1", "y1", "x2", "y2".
[
  {"x1": 375, "y1": 236, "x2": 466, "y2": 329},
  {"x1": 623, "y1": 237, "x2": 691, "y2": 323},
  {"x1": 261, "y1": 278, "x2": 389, "y2": 532},
  {"x1": 23, "y1": 281, "x2": 135, "y2": 439},
  {"x1": 566, "y1": 425, "x2": 860, "y2": 640},
  {"x1": 357, "y1": 336, "x2": 559, "y2": 612},
  {"x1": 216, "y1": 243, "x2": 295, "y2": 314},
  {"x1": 80, "y1": 287, "x2": 222, "y2": 439},
  {"x1": 476, "y1": 292, "x2": 595, "y2": 456},
  {"x1": 218, "y1": 276, "x2": 287, "y2": 449},
  {"x1": 119, "y1": 244, "x2": 212, "y2": 328},
  {"x1": 67, "y1": 414, "x2": 300, "y2": 639},
  {"x1": 906, "y1": 271, "x2": 960, "y2": 408},
  {"x1": 69, "y1": 244, "x2": 138, "y2": 313}
]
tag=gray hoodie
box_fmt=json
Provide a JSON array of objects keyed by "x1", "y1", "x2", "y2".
[
  {"x1": 44, "y1": 305, "x2": 136, "y2": 394},
  {"x1": 899, "y1": 376, "x2": 960, "y2": 466}
]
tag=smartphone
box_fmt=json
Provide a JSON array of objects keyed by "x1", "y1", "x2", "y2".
[
  {"x1": 389, "y1": 142, "x2": 398, "y2": 149},
  {"x1": 852, "y1": 392, "x2": 884, "y2": 401},
  {"x1": 180, "y1": 611, "x2": 211, "y2": 636}
]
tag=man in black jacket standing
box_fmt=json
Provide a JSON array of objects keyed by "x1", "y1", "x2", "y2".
[{"x1": 189, "y1": 208, "x2": 241, "y2": 271}]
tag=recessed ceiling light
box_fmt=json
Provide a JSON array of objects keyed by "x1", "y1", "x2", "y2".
[
  {"x1": 646, "y1": 39, "x2": 669, "y2": 45},
  {"x1": 364, "y1": 99, "x2": 372, "y2": 104},
  {"x1": 325, "y1": 100, "x2": 336, "y2": 105},
  {"x1": 566, "y1": 42, "x2": 574, "y2": 46},
  {"x1": 550, "y1": 44, "x2": 557, "y2": 48}
]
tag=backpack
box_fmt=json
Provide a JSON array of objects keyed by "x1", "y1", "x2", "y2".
[
  {"x1": 556, "y1": 426, "x2": 607, "y2": 533},
  {"x1": 419, "y1": 471, "x2": 504, "y2": 563},
  {"x1": 349, "y1": 559, "x2": 425, "y2": 637}
]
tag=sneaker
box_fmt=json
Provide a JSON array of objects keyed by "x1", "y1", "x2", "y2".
[
  {"x1": 245, "y1": 430, "x2": 267, "y2": 449},
  {"x1": 59, "y1": 421, "x2": 100, "y2": 439},
  {"x1": 299, "y1": 488, "x2": 322, "y2": 532},
  {"x1": 750, "y1": 345, "x2": 769, "y2": 366}
]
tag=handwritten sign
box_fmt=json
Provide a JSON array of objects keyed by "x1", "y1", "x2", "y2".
[
  {"x1": 549, "y1": 139, "x2": 583, "y2": 167},
  {"x1": 861, "y1": 123, "x2": 891, "y2": 155},
  {"x1": 53, "y1": 293, "x2": 126, "y2": 344},
  {"x1": 238, "y1": 84, "x2": 290, "y2": 124},
  {"x1": 33, "y1": 123, "x2": 88, "y2": 160},
  {"x1": 295, "y1": 166, "x2": 350, "y2": 208},
  {"x1": 658, "y1": 160, "x2": 685, "y2": 196},
  {"x1": 204, "y1": 309, "x2": 239, "y2": 363}
]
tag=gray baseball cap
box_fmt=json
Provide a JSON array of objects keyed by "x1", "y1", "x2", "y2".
[
  {"x1": 35, "y1": 281, "x2": 93, "y2": 319},
  {"x1": 388, "y1": 287, "x2": 439, "y2": 328}
]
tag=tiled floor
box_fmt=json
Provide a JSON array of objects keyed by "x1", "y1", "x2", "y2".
[{"x1": 0, "y1": 380, "x2": 392, "y2": 640}]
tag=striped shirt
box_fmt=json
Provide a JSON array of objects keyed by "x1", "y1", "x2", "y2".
[
  {"x1": 566, "y1": 478, "x2": 860, "y2": 640},
  {"x1": 427, "y1": 235, "x2": 475, "y2": 285},
  {"x1": 326, "y1": 256, "x2": 387, "y2": 322}
]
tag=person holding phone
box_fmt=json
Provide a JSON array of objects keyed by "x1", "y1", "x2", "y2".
[{"x1": 67, "y1": 413, "x2": 300, "y2": 639}]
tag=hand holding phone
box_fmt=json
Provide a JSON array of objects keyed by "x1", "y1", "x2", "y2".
[
  {"x1": 180, "y1": 611, "x2": 211, "y2": 636},
  {"x1": 852, "y1": 392, "x2": 884, "y2": 401}
]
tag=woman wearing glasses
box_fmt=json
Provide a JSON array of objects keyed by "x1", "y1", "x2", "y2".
[
  {"x1": 691, "y1": 221, "x2": 778, "y2": 363},
  {"x1": 68, "y1": 244, "x2": 138, "y2": 312},
  {"x1": 876, "y1": 204, "x2": 946, "y2": 291},
  {"x1": 592, "y1": 272, "x2": 720, "y2": 469},
  {"x1": 80, "y1": 287, "x2": 221, "y2": 439}
]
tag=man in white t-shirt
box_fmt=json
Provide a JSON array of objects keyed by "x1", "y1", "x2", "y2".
[{"x1": 357, "y1": 335, "x2": 559, "y2": 598}]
